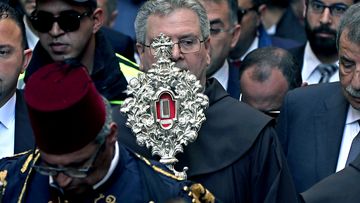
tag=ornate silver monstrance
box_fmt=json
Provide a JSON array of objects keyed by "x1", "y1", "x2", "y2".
[{"x1": 120, "y1": 33, "x2": 208, "y2": 179}]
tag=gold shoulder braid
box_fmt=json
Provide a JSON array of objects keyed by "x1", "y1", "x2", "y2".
[
  {"x1": 135, "y1": 153, "x2": 184, "y2": 181},
  {"x1": 0, "y1": 170, "x2": 7, "y2": 203},
  {"x1": 183, "y1": 183, "x2": 215, "y2": 203},
  {"x1": 18, "y1": 150, "x2": 40, "y2": 203}
]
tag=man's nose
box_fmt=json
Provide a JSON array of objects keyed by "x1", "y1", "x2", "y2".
[
  {"x1": 319, "y1": 7, "x2": 332, "y2": 25},
  {"x1": 171, "y1": 43, "x2": 184, "y2": 61},
  {"x1": 54, "y1": 173, "x2": 72, "y2": 188}
]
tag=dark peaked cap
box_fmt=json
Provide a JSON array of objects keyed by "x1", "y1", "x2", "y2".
[{"x1": 24, "y1": 62, "x2": 106, "y2": 155}]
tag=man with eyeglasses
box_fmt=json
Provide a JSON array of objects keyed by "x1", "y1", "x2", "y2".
[
  {"x1": 239, "y1": 47, "x2": 303, "y2": 119},
  {"x1": 290, "y1": 0, "x2": 358, "y2": 85},
  {"x1": 0, "y1": 62, "x2": 216, "y2": 202},
  {"x1": 276, "y1": 2, "x2": 360, "y2": 194},
  {"x1": 196, "y1": 0, "x2": 241, "y2": 99},
  {"x1": 229, "y1": 0, "x2": 301, "y2": 66},
  {"x1": 22, "y1": 0, "x2": 140, "y2": 105},
  {"x1": 116, "y1": 0, "x2": 298, "y2": 202}
]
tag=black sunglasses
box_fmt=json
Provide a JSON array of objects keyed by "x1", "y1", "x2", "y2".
[
  {"x1": 30, "y1": 10, "x2": 91, "y2": 33},
  {"x1": 237, "y1": 6, "x2": 257, "y2": 22}
]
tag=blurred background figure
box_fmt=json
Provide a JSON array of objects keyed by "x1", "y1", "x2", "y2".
[
  {"x1": 261, "y1": 0, "x2": 307, "y2": 44},
  {"x1": 113, "y1": 0, "x2": 145, "y2": 40},
  {"x1": 198, "y1": 0, "x2": 241, "y2": 99},
  {"x1": 239, "y1": 47, "x2": 302, "y2": 118},
  {"x1": 290, "y1": 0, "x2": 306, "y2": 24},
  {"x1": 290, "y1": 0, "x2": 358, "y2": 85},
  {"x1": 229, "y1": 0, "x2": 301, "y2": 67}
]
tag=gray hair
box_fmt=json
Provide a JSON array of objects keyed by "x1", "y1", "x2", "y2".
[
  {"x1": 336, "y1": 3, "x2": 360, "y2": 50},
  {"x1": 134, "y1": 0, "x2": 210, "y2": 44},
  {"x1": 94, "y1": 97, "x2": 114, "y2": 144}
]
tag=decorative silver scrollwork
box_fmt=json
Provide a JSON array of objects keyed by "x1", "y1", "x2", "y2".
[{"x1": 121, "y1": 33, "x2": 208, "y2": 179}]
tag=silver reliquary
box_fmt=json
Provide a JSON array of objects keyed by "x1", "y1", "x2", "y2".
[{"x1": 120, "y1": 33, "x2": 208, "y2": 179}]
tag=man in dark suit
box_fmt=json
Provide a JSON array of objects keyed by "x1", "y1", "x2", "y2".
[
  {"x1": 261, "y1": 0, "x2": 307, "y2": 44},
  {"x1": 276, "y1": 2, "x2": 360, "y2": 194},
  {"x1": 198, "y1": 0, "x2": 241, "y2": 99},
  {"x1": 229, "y1": 0, "x2": 301, "y2": 67},
  {"x1": 289, "y1": 0, "x2": 359, "y2": 85},
  {"x1": 300, "y1": 153, "x2": 360, "y2": 203},
  {"x1": 0, "y1": 2, "x2": 34, "y2": 158}
]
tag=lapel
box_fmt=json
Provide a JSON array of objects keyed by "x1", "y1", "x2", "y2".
[
  {"x1": 227, "y1": 61, "x2": 240, "y2": 99},
  {"x1": 314, "y1": 83, "x2": 348, "y2": 179},
  {"x1": 14, "y1": 90, "x2": 34, "y2": 153}
]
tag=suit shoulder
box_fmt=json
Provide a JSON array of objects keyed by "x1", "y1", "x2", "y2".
[
  {"x1": 0, "y1": 151, "x2": 35, "y2": 173},
  {"x1": 133, "y1": 153, "x2": 217, "y2": 202},
  {"x1": 288, "y1": 82, "x2": 341, "y2": 99}
]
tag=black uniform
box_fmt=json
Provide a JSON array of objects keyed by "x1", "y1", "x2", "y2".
[{"x1": 0, "y1": 144, "x2": 204, "y2": 203}]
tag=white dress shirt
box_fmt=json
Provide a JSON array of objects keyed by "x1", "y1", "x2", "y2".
[
  {"x1": 302, "y1": 42, "x2": 339, "y2": 84},
  {"x1": 336, "y1": 105, "x2": 360, "y2": 172},
  {"x1": 211, "y1": 61, "x2": 229, "y2": 90},
  {"x1": 0, "y1": 94, "x2": 16, "y2": 158},
  {"x1": 24, "y1": 16, "x2": 39, "y2": 50}
]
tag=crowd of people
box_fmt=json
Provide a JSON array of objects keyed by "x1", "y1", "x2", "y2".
[{"x1": 0, "y1": 0, "x2": 360, "y2": 202}]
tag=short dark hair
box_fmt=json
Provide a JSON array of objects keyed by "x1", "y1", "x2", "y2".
[
  {"x1": 36, "y1": 0, "x2": 97, "y2": 13},
  {"x1": 239, "y1": 47, "x2": 302, "y2": 90},
  {"x1": 0, "y1": 2, "x2": 26, "y2": 49}
]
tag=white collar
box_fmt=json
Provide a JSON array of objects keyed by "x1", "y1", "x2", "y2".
[
  {"x1": 0, "y1": 94, "x2": 16, "y2": 128},
  {"x1": 346, "y1": 105, "x2": 360, "y2": 125},
  {"x1": 302, "y1": 42, "x2": 339, "y2": 82},
  {"x1": 23, "y1": 16, "x2": 39, "y2": 50},
  {"x1": 242, "y1": 37, "x2": 259, "y2": 60},
  {"x1": 211, "y1": 61, "x2": 229, "y2": 90}
]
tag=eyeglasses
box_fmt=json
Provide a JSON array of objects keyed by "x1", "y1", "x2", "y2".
[
  {"x1": 30, "y1": 10, "x2": 91, "y2": 33},
  {"x1": 263, "y1": 110, "x2": 281, "y2": 118},
  {"x1": 237, "y1": 6, "x2": 257, "y2": 22},
  {"x1": 309, "y1": 0, "x2": 349, "y2": 16},
  {"x1": 32, "y1": 141, "x2": 104, "y2": 178},
  {"x1": 143, "y1": 37, "x2": 205, "y2": 55},
  {"x1": 210, "y1": 27, "x2": 234, "y2": 36}
]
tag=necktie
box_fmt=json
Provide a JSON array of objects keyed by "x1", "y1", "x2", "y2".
[
  {"x1": 230, "y1": 59, "x2": 242, "y2": 69},
  {"x1": 346, "y1": 121, "x2": 360, "y2": 165},
  {"x1": 316, "y1": 64, "x2": 337, "y2": 83}
]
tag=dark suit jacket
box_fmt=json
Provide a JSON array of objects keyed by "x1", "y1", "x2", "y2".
[
  {"x1": 288, "y1": 44, "x2": 306, "y2": 68},
  {"x1": 101, "y1": 27, "x2": 135, "y2": 62},
  {"x1": 227, "y1": 61, "x2": 241, "y2": 99},
  {"x1": 300, "y1": 153, "x2": 360, "y2": 203},
  {"x1": 14, "y1": 90, "x2": 34, "y2": 154},
  {"x1": 274, "y1": 7, "x2": 307, "y2": 44},
  {"x1": 276, "y1": 82, "x2": 348, "y2": 193}
]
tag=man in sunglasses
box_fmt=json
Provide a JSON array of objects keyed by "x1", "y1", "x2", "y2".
[
  {"x1": 229, "y1": 0, "x2": 300, "y2": 66},
  {"x1": 0, "y1": 62, "x2": 216, "y2": 202},
  {"x1": 22, "y1": 0, "x2": 140, "y2": 105},
  {"x1": 290, "y1": 0, "x2": 358, "y2": 85}
]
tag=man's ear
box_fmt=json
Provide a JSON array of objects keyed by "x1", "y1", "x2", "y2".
[
  {"x1": 107, "y1": 122, "x2": 118, "y2": 144},
  {"x1": 21, "y1": 48, "x2": 33, "y2": 74},
  {"x1": 136, "y1": 43, "x2": 146, "y2": 70},
  {"x1": 92, "y1": 8, "x2": 104, "y2": 33},
  {"x1": 109, "y1": 10, "x2": 118, "y2": 28},
  {"x1": 230, "y1": 24, "x2": 241, "y2": 49}
]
